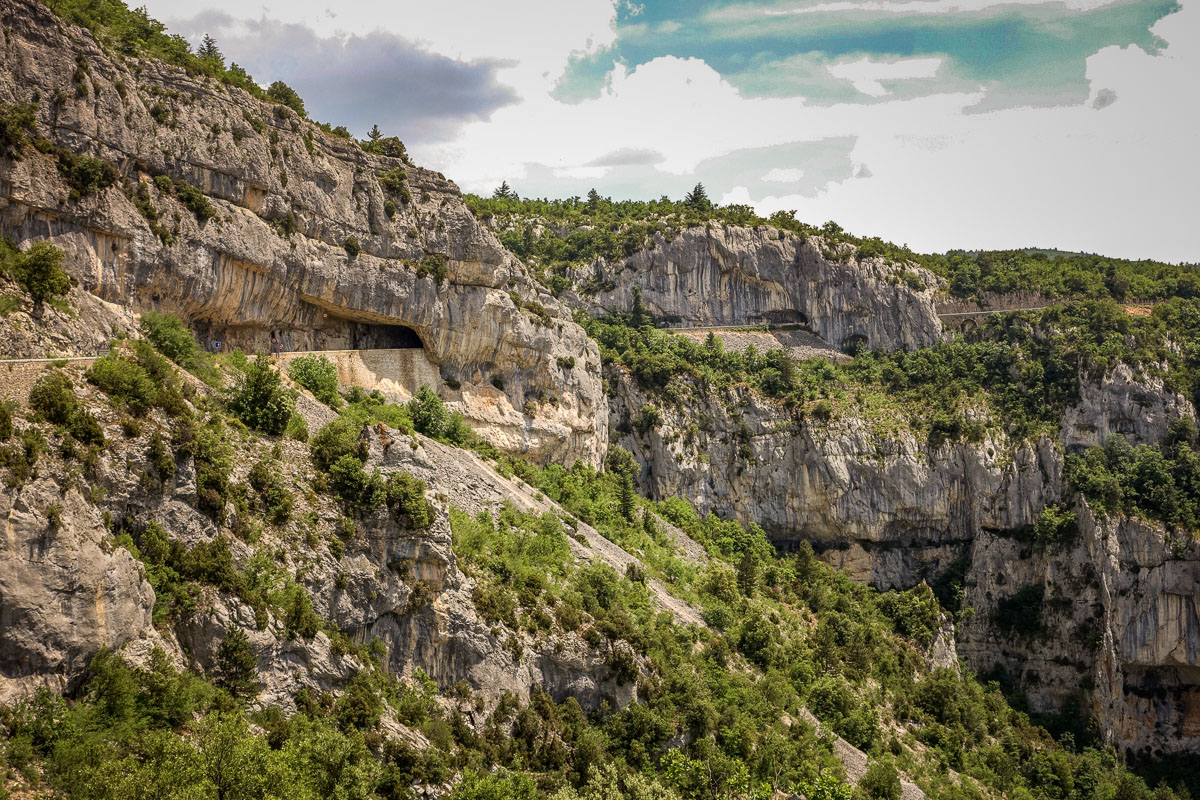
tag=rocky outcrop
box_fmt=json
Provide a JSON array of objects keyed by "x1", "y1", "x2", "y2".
[
  {"x1": 610, "y1": 371, "x2": 1061, "y2": 589},
  {"x1": 0, "y1": 466, "x2": 155, "y2": 703},
  {"x1": 0, "y1": 0, "x2": 604, "y2": 467},
  {"x1": 608, "y1": 365, "x2": 1199, "y2": 754},
  {"x1": 566, "y1": 225, "x2": 944, "y2": 352},
  {"x1": 1062, "y1": 363, "x2": 1194, "y2": 453},
  {"x1": 958, "y1": 502, "x2": 1200, "y2": 758}
]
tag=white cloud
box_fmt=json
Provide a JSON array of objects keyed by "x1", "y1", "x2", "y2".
[
  {"x1": 762, "y1": 167, "x2": 807, "y2": 181},
  {"x1": 826, "y1": 56, "x2": 943, "y2": 97},
  {"x1": 140, "y1": 0, "x2": 617, "y2": 98},
  {"x1": 139, "y1": 0, "x2": 1198, "y2": 262}
]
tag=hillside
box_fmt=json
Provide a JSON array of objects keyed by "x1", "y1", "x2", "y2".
[{"x1": 1, "y1": 2, "x2": 1199, "y2": 800}]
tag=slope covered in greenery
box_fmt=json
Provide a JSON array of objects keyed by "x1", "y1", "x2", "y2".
[
  {"x1": 466, "y1": 192, "x2": 1199, "y2": 303},
  {"x1": 0, "y1": 308, "x2": 1194, "y2": 799}
]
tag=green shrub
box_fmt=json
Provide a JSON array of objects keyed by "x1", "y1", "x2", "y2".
[
  {"x1": 214, "y1": 625, "x2": 260, "y2": 700},
  {"x1": 12, "y1": 241, "x2": 70, "y2": 317},
  {"x1": 0, "y1": 428, "x2": 45, "y2": 485},
  {"x1": 0, "y1": 102, "x2": 37, "y2": 158},
  {"x1": 86, "y1": 354, "x2": 157, "y2": 415},
  {"x1": 248, "y1": 458, "x2": 293, "y2": 524},
  {"x1": 288, "y1": 355, "x2": 340, "y2": 407},
  {"x1": 66, "y1": 409, "x2": 105, "y2": 446},
  {"x1": 310, "y1": 416, "x2": 366, "y2": 471},
  {"x1": 0, "y1": 399, "x2": 13, "y2": 441},
  {"x1": 29, "y1": 371, "x2": 78, "y2": 424},
  {"x1": 266, "y1": 81, "x2": 306, "y2": 116},
  {"x1": 147, "y1": 431, "x2": 175, "y2": 482},
  {"x1": 195, "y1": 418, "x2": 234, "y2": 522},
  {"x1": 384, "y1": 471, "x2": 433, "y2": 529},
  {"x1": 55, "y1": 148, "x2": 117, "y2": 199},
  {"x1": 858, "y1": 759, "x2": 902, "y2": 800},
  {"x1": 343, "y1": 235, "x2": 361, "y2": 257},
  {"x1": 284, "y1": 586, "x2": 319, "y2": 638},
  {"x1": 285, "y1": 413, "x2": 309, "y2": 442},
  {"x1": 175, "y1": 181, "x2": 215, "y2": 222},
  {"x1": 407, "y1": 384, "x2": 470, "y2": 444},
  {"x1": 228, "y1": 356, "x2": 295, "y2": 435},
  {"x1": 140, "y1": 310, "x2": 200, "y2": 368}
]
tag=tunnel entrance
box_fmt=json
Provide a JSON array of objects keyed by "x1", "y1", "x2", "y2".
[
  {"x1": 764, "y1": 309, "x2": 809, "y2": 327},
  {"x1": 349, "y1": 322, "x2": 424, "y2": 350}
]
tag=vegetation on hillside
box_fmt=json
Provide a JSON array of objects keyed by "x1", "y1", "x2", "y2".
[{"x1": 465, "y1": 191, "x2": 1198, "y2": 303}]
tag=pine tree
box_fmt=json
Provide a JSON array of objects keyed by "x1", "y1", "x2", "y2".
[
  {"x1": 605, "y1": 446, "x2": 641, "y2": 524},
  {"x1": 493, "y1": 180, "x2": 515, "y2": 200},
  {"x1": 368, "y1": 124, "x2": 383, "y2": 141},
  {"x1": 618, "y1": 475, "x2": 636, "y2": 523},
  {"x1": 630, "y1": 286, "x2": 649, "y2": 329},
  {"x1": 737, "y1": 550, "x2": 759, "y2": 597},
  {"x1": 586, "y1": 187, "x2": 601, "y2": 214},
  {"x1": 683, "y1": 182, "x2": 711, "y2": 211},
  {"x1": 215, "y1": 625, "x2": 260, "y2": 700},
  {"x1": 198, "y1": 34, "x2": 223, "y2": 69}
]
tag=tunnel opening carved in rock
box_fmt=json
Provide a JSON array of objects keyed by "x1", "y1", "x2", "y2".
[{"x1": 349, "y1": 322, "x2": 424, "y2": 350}]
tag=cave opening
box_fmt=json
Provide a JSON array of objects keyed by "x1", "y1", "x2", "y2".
[
  {"x1": 764, "y1": 309, "x2": 809, "y2": 327},
  {"x1": 350, "y1": 322, "x2": 425, "y2": 350}
]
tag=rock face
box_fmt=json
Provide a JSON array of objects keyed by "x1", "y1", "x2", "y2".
[
  {"x1": 1061, "y1": 363, "x2": 1192, "y2": 453},
  {"x1": 566, "y1": 225, "x2": 944, "y2": 352},
  {"x1": 608, "y1": 363, "x2": 1200, "y2": 755},
  {"x1": 0, "y1": 0, "x2": 604, "y2": 467},
  {"x1": 0, "y1": 470, "x2": 155, "y2": 703},
  {"x1": 958, "y1": 503, "x2": 1200, "y2": 758},
  {"x1": 0, "y1": 364, "x2": 641, "y2": 714},
  {"x1": 610, "y1": 372, "x2": 1061, "y2": 588}
]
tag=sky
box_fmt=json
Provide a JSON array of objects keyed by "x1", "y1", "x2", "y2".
[{"x1": 141, "y1": 0, "x2": 1198, "y2": 262}]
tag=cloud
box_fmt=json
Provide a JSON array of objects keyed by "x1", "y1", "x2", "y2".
[
  {"x1": 762, "y1": 167, "x2": 806, "y2": 181},
  {"x1": 161, "y1": 12, "x2": 518, "y2": 142},
  {"x1": 586, "y1": 148, "x2": 665, "y2": 167},
  {"x1": 1092, "y1": 87, "x2": 1118, "y2": 108},
  {"x1": 826, "y1": 56, "x2": 943, "y2": 97}
]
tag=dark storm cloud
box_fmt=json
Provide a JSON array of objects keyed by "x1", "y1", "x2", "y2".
[{"x1": 170, "y1": 12, "x2": 518, "y2": 143}]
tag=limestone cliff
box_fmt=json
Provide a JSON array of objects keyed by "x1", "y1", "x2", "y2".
[
  {"x1": 564, "y1": 224, "x2": 944, "y2": 352},
  {"x1": 607, "y1": 363, "x2": 1200, "y2": 755},
  {"x1": 0, "y1": 0, "x2": 605, "y2": 467},
  {"x1": 0, "y1": 365, "x2": 646, "y2": 713}
]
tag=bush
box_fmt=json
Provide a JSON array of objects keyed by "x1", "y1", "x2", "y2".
[
  {"x1": 0, "y1": 102, "x2": 37, "y2": 158},
  {"x1": 285, "y1": 413, "x2": 309, "y2": 442},
  {"x1": 55, "y1": 148, "x2": 117, "y2": 199},
  {"x1": 858, "y1": 758, "x2": 902, "y2": 800},
  {"x1": 327, "y1": 454, "x2": 382, "y2": 510},
  {"x1": 147, "y1": 431, "x2": 175, "y2": 482},
  {"x1": 29, "y1": 371, "x2": 78, "y2": 425},
  {"x1": 86, "y1": 354, "x2": 158, "y2": 415},
  {"x1": 284, "y1": 586, "x2": 320, "y2": 638},
  {"x1": 407, "y1": 384, "x2": 470, "y2": 443},
  {"x1": 13, "y1": 241, "x2": 70, "y2": 317},
  {"x1": 195, "y1": 418, "x2": 234, "y2": 522},
  {"x1": 140, "y1": 311, "x2": 199, "y2": 368},
  {"x1": 248, "y1": 459, "x2": 293, "y2": 524},
  {"x1": 343, "y1": 235, "x2": 360, "y2": 257},
  {"x1": 214, "y1": 625, "x2": 260, "y2": 700},
  {"x1": 175, "y1": 181, "x2": 215, "y2": 222},
  {"x1": 265, "y1": 81, "x2": 306, "y2": 116},
  {"x1": 310, "y1": 417, "x2": 366, "y2": 471},
  {"x1": 0, "y1": 399, "x2": 13, "y2": 441},
  {"x1": 228, "y1": 356, "x2": 295, "y2": 435},
  {"x1": 288, "y1": 355, "x2": 340, "y2": 407},
  {"x1": 66, "y1": 409, "x2": 104, "y2": 446},
  {"x1": 384, "y1": 471, "x2": 433, "y2": 529}
]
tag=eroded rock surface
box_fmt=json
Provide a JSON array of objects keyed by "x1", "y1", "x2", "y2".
[{"x1": 0, "y1": 0, "x2": 604, "y2": 467}]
